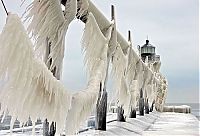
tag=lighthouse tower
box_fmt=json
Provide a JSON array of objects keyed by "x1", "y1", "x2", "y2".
[{"x1": 140, "y1": 39, "x2": 160, "y2": 63}]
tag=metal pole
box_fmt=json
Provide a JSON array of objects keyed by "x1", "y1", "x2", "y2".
[
  {"x1": 1, "y1": 0, "x2": 8, "y2": 15},
  {"x1": 128, "y1": 30, "x2": 131, "y2": 43}
]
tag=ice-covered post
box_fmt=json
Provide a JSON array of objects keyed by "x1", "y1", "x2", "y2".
[
  {"x1": 149, "y1": 100, "x2": 155, "y2": 112},
  {"x1": 43, "y1": 40, "x2": 57, "y2": 136},
  {"x1": 49, "y1": 122, "x2": 56, "y2": 136},
  {"x1": 129, "y1": 107, "x2": 137, "y2": 118},
  {"x1": 95, "y1": 5, "x2": 120, "y2": 130},
  {"x1": 139, "y1": 88, "x2": 144, "y2": 116},
  {"x1": 95, "y1": 83, "x2": 107, "y2": 130},
  {"x1": 43, "y1": 119, "x2": 49, "y2": 136},
  {"x1": 128, "y1": 30, "x2": 136, "y2": 118},
  {"x1": 117, "y1": 106, "x2": 126, "y2": 122},
  {"x1": 145, "y1": 98, "x2": 149, "y2": 114},
  {"x1": 108, "y1": 6, "x2": 126, "y2": 122},
  {"x1": 95, "y1": 4, "x2": 117, "y2": 131}
]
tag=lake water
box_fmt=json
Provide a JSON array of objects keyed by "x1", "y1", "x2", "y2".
[{"x1": 166, "y1": 103, "x2": 200, "y2": 120}]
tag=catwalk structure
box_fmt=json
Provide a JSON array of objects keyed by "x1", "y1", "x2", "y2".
[{"x1": 0, "y1": 0, "x2": 167, "y2": 135}]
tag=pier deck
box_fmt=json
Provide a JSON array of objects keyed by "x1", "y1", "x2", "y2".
[
  {"x1": 143, "y1": 112, "x2": 199, "y2": 135},
  {"x1": 0, "y1": 112, "x2": 199, "y2": 135},
  {"x1": 80, "y1": 112, "x2": 199, "y2": 136}
]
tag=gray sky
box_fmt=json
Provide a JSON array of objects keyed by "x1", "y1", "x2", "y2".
[{"x1": 0, "y1": 0, "x2": 199, "y2": 103}]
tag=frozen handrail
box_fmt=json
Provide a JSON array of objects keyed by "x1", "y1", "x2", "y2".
[
  {"x1": 87, "y1": 1, "x2": 129, "y2": 55},
  {"x1": 87, "y1": 1, "x2": 154, "y2": 73}
]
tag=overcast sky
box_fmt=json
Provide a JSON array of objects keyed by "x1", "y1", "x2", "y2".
[{"x1": 0, "y1": 0, "x2": 199, "y2": 103}]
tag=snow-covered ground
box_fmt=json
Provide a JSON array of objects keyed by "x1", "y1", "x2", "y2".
[
  {"x1": 0, "y1": 112, "x2": 199, "y2": 135},
  {"x1": 80, "y1": 112, "x2": 160, "y2": 135},
  {"x1": 80, "y1": 112, "x2": 199, "y2": 136},
  {"x1": 143, "y1": 112, "x2": 199, "y2": 136}
]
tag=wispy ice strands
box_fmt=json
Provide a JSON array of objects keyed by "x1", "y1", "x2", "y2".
[
  {"x1": 0, "y1": 1, "x2": 169, "y2": 134},
  {"x1": 126, "y1": 46, "x2": 140, "y2": 109},
  {"x1": 0, "y1": 13, "x2": 72, "y2": 134},
  {"x1": 65, "y1": 13, "x2": 113, "y2": 135},
  {"x1": 0, "y1": 12, "x2": 113, "y2": 135},
  {"x1": 24, "y1": 0, "x2": 77, "y2": 78},
  {"x1": 111, "y1": 44, "x2": 130, "y2": 115}
]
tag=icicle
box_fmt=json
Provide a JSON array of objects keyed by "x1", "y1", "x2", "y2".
[
  {"x1": 125, "y1": 46, "x2": 141, "y2": 113},
  {"x1": 1, "y1": 111, "x2": 7, "y2": 123},
  {"x1": 65, "y1": 46, "x2": 108, "y2": 134},
  {"x1": 126, "y1": 47, "x2": 140, "y2": 87},
  {"x1": 143, "y1": 67, "x2": 153, "y2": 99},
  {"x1": 24, "y1": 0, "x2": 77, "y2": 76},
  {"x1": 135, "y1": 60, "x2": 144, "y2": 91},
  {"x1": 0, "y1": 13, "x2": 72, "y2": 134},
  {"x1": 10, "y1": 116, "x2": 16, "y2": 135},
  {"x1": 82, "y1": 12, "x2": 109, "y2": 76},
  {"x1": 111, "y1": 44, "x2": 127, "y2": 84},
  {"x1": 111, "y1": 44, "x2": 131, "y2": 115},
  {"x1": 129, "y1": 80, "x2": 139, "y2": 109},
  {"x1": 146, "y1": 73, "x2": 155, "y2": 106},
  {"x1": 65, "y1": 13, "x2": 112, "y2": 135},
  {"x1": 32, "y1": 121, "x2": 35, "y2": 136}
]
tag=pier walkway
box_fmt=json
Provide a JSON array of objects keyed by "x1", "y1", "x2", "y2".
[
  {"x1": 0, "y1": 112, "x2": 199, "y2": 135},
  {"x1": 80, "y1": 112, "x2": 199, "y2": 135}
]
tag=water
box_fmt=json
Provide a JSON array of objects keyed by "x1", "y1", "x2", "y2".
[{"x1": 166, "y1": 103, "x2": 200, "y2": 120}]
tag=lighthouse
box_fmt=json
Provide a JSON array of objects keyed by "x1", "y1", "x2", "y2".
[{"x1": 140, "y1": 39, "x2": 160, "y2": 63}]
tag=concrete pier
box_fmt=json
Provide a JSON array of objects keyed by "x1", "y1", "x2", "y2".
[
  {"x1": 80, "y1": 112, "x2": 199, "y2": 135},
  {"x1": 0, "y1": 112, "x2": 199, "y2": 135}
]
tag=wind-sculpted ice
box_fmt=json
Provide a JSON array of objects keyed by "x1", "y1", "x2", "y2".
[
  {"x1": 0, "y1": 13, "x2": 112, "y2": 135},
  {"x1": 0, "y1": 13, "x2": 71, "y2": 134}
]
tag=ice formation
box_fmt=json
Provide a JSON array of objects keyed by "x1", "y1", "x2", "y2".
[
  {"x1": 111, "y1": 44, "x2": 130, "y2": 115},
  {"x1": 111, "y1": 39, "x2": 167, "y2": 115},
  {"x1": 0, "y1": 11, "x2": 115, "y2": 135},
  {"x1": 24, "y1": 0, "x2": 77, "y2": 78},
  {"x1": 65, "y1": 13, "x2": 113, "y2": 134},
  {"x1": 0, "y1": 13, "x2": 72, "y2": 134},
  {"x1": 0, "y1": 0, "x2": 169, "y2": 135},
  {"x1": 0, "y1": 11, "x2": 116, "y2": 134},
  {"x1": 126, "y1": 46, "x2": 140, "y2": 111},
  {"x1": 155, "y1": 75, "x2": 168, "y2": 112},
  {"x1": 82, "y1": 13, "x2": 111, "y2": 75}
]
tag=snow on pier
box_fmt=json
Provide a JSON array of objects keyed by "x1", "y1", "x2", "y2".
[
  {"x1": 143, "y1": 112, "x2": 199, "y2": 136},
  {"x1": 80, "y1": 112, "x2": 199, "y2": 136},
  {"x1": 0, "y1": 112, "x2": 199, "y2": 135}
]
